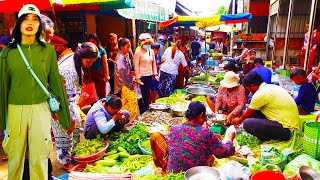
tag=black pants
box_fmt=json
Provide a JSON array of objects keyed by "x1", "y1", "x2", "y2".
[
  {"x1": 243, "y1": 111, "x2": 291, "y2": 141},
  {"x1": 139, "y1": 76, "x2": 152, "y2": 114}
]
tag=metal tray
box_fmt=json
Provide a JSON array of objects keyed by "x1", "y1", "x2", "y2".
[
  {"x1": 149, "y1": 103, "x2": 171, "y2": 110},
  {"x1": 186, "y1": 87, "x2": 215, "y2": 96}
]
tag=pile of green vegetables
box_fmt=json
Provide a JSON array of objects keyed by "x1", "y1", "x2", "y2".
[
  {"x1": 191, "y1": 96, "x2": 206, "y2": 103},
  {"x1": 120, "y1": 155, "x2": 153, "y2": 173},
  {"x1": 235, "y1": 133, "x2": 262, "y2": 148},
  {"x1": 140, "y1": 140, "x2": 151, "y2": 152},
  {"x1": 215, "y1": 72, "x2": 224, "y2": 83},
  {"x1": 83, "y1": 146, "x2": 131, "y2": 174},
  {"x1": 190, "y1": 73, "x2": 224, "y2": 83},
  {"x1": 249, "y1": 146, "x2": 301, "y2": 174},
  {"x1": 135, "y1": 172, "x2": 185, "y2": 180},
  {"x1": 72, "y1": 135, "x2": 105, "y2": 157},
  {"x1": 108, "y1": 124, "x2": 149, "y2": 155}
]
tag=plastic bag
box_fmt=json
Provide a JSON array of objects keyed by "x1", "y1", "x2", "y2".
[
  {"x1": 134, "y1": 84, "x2": 142, "y2": 99},
  {"x1": 283, "y1": 154, "x2": 320, "y2": 178},
  {"x1": 105, "y1": 82, "x2": 111, "y2": 96},
  {"x1": 222, "y1": 125, "x2": 236, "y2": 144},
  {"x1": 78, "y1": 82, "x2": 99, "y2": 108},
  {"x1": 218, "y1": 160, "x2": 250, "y2": 180}
]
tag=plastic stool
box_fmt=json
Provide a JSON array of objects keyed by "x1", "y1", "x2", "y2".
[{"x1": 264, "y1": 61, "x2": 272, "y2": 68}]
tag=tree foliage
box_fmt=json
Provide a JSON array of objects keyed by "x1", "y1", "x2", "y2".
[{"x1": 216, "y1": 6, "x2": 228, "y2": 15}]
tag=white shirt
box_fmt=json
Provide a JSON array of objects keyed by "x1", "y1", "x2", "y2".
[{"x1": 160, "y1": 47, "x2": 188, "y2": 75}]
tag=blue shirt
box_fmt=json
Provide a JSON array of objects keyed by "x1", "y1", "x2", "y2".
[
  {"x1": 84, "y1": 99, "x2": 116, "y2": 134},
  {"x1": 191, "y1": 41, "x2": 201, "y2": 55},
  {"x1": 295, "y1": 82, "x2": 316, "y2": 113},
  {"x1": 0, "y1": 33, "x2": 11, "y2": 52},
  {"x1": 251, "y1": 65, "x2": 272, "y2": 84},
  {"x1": 91, "y1": 48, "x2": 107, "y2": 71}
]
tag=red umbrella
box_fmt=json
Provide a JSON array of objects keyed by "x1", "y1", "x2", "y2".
[{"x1": 0, "y1": 0, "x2": 52, "y2": 12}]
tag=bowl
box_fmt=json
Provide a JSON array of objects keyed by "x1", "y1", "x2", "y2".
[
  {"x1": 72, "y1": 163, "x2": 95, "y2": 172},
  {"x1": 138, "y1": 138, "x2": 152, "y2": 155},
  {"x1": 251, "y1": 170, "x2": 286, "y2": 180},
  {"x1": 299, "y1": 166, "x2": 320, "y2": 180},
  {"x1": 186, "y1": 87, "x2": 215, "y2": 96},
  {"x1": 185, "y1": 166, "x2": 220, "y2": 180},
  {"x1": 72, "y1": 141, "x2": 109, "y2": 164}
]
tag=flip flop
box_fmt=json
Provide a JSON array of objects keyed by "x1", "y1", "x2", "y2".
[{"x1": 2, "y1": 156, "x2": 8, "y2": 162}]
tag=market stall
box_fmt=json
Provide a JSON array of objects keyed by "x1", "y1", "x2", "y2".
[{"x1": 65, "y1": 77, "x2": 320, "y2": 180}]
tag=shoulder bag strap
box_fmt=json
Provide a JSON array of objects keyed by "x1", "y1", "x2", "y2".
[{"x1": 17, "y1": 44, "x2": 52, "y2": 98}]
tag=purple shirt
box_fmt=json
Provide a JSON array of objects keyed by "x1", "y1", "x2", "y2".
[{"x1": 166, "y1": 122, "x2": 235, "y2": 173}]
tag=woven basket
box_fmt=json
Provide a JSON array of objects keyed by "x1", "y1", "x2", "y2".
[{"x1": 303, "y1": 122, "x2": 320, "y2": 159}]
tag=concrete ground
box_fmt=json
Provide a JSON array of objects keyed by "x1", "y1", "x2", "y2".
[{"x1": 0, "y1": 134, "x2": 79, "y2": 179}]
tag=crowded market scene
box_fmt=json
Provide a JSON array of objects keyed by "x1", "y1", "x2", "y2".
[{"x1": 2, "y1": 0, "x2": 320, "y2": 179}]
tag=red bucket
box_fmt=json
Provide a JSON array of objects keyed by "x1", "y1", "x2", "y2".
[{"x1": 251, "y1": 171, "x2": 286, "y2": 180}]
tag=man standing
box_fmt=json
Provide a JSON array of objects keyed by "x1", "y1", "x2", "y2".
[
  {"x1": 227, "y1": 72, "x2": 299, "y2": 141},
  {"x1": 251, "y1": 58, "x2": 272, "y2": 84},
  {"x1": 0, "y1": 23, "x2": 11, "y2": 53},
  {"x1": 190, "y1": 37, "x2": 201, "y2": 60}
]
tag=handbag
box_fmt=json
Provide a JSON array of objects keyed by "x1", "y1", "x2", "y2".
[{"x1": 17, "y1": 44, "x2": 60, "y2": 111}]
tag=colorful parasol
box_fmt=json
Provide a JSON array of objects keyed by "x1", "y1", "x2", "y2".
[{"x1": 159, "y1": 13, "x2": 252, "y2": 29}]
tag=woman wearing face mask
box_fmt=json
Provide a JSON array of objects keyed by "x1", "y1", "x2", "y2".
[
  {"x1": 158, "y1": 40, "x2": 191, "y2": 97},
  {"x1": 52, "y1": 42, "x2": 99, "y2": 172},
  {"x1": 114, "y1": 38, "x2": 133, "y2": 95},
  {"x1": 0, "y1": 4, "x2": 71, "y2": 179},
  {"x1": 134, "y1": 33, "x2": 159, "y2": 114}
]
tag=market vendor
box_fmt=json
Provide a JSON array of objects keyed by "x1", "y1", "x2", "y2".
[
  {"x1": 84, "y1": 95, "x2": 130, "y2": 139},
  {"x1": 206, "y1": 71, "x2": 246, "y2": 123},
  {"x1": 290, "y1": 68, "x2": 316, "y2": 115},
  {"x1": 228, "y1": 72, "x2": 299, "y2": 141},
  {"x1": 150, "y1": 101, "x2": 235, "y2": 173},
  {"x1": 191, "y1": 55, "x2": 206, "y2": 76}
]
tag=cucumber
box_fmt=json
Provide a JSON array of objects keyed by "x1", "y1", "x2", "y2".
[
  {"x1": 96, "y1": 159, "x2": 117, "y2": 167},
  {"x1": 105, "y1": 154, "x2": 119, "y2": 160},
  {"x1": 105, "y1": 150, "x2": 117, "y2": 156},
  {"x1": 118, "y1": 152, "x2": 130, "y2": 158},
  {"x1": 117, "y1": 147, "x2": 128, "y2": 153},
  {"x1": 120, "y1": 157, "x2": 128, "y2": 162}
]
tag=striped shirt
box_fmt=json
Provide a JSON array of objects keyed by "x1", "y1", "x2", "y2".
[{"x1": 160, "y1": 47, "x2": 188, "y2": 75}]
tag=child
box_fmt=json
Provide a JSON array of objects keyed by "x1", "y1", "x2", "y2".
[
  {"x1": 290, "y1": 68, "x2": 316, "y2": 115},
  {"x1": 150, "y1": 43, "x2": 161, "y2": 104},
  {"x1": 191, "y1": 55, "x2": 206, "y2": 76},
  {"x1": 84, "y1": 95, "x2": 130, "y2": 139}
]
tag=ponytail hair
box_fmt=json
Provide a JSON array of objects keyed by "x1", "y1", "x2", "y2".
[
  {"x1": 171, "y1": 39, "x2": 182, "y2": 59},
  {"x1": 185, "y1": 101, "x2": 206, "y2": 120},
  {"x1": 74, "y1": 42, "x2": 98, "y2": 85}
]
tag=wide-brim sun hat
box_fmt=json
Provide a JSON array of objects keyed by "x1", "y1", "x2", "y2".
[
  {"x1": 18, "y1": 4, "x2": 41, "y2": 18},
  {"x1": 139, "y1": 33, "x2": 154, "y2": 46},
  {"x1": 220, "y1": 71, "x2": 240, "y2": 88}
]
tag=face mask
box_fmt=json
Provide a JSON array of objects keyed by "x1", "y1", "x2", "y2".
[{"x1": 143, "y1": 45, "x2": 151, "y2": 50}]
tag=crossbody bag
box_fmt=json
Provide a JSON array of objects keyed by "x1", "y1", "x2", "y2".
[{"x1": 17, "y1": 44, "x2": 60, "y2": 111}]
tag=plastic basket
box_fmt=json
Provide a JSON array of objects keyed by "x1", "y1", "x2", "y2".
[
  {"x1": 138, "y1": 139, "x2": 152, "y2": 155},
  {"x1": 303, "y1": 122, "x2": 320, "y2": 159},
  {"x1": 251, "y1": 171, "x2": 286, "y2": 180}
]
